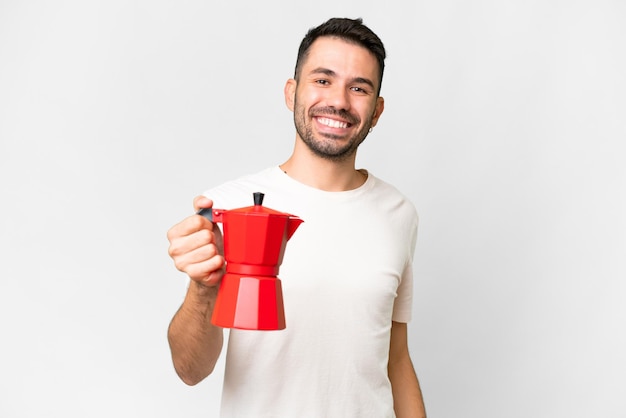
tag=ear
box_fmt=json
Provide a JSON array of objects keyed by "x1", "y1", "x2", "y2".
[
  {"x1": 370, "y1": 96, "x2": 385, "y2": 128},
  {"x1": 284, "y1": 79, "x2": 297, "y2": 111}
]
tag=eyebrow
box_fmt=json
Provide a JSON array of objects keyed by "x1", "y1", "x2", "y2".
[{"x1": 309, "y1": 67, "x2": 376, "y2": 90}]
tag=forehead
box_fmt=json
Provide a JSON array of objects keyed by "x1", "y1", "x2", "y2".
[{"x1": 301, "y1": 37, "x2": 380, "y2": 84}]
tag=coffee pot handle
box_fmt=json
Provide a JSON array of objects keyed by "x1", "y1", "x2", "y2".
[{"x1": 196, "y1": 208, "x2": 224, "y2": 223}]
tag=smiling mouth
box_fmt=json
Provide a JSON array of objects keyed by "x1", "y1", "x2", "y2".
[{"x1": 316, "y1": 117, "x2": 351, "y2": 129}]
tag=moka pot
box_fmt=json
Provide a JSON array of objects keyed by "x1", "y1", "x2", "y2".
[{"x1": 198, "y1": 192, "x2": 303, "y2": 330}]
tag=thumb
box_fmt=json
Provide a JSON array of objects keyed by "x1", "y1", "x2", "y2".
[{"x1": 193, "y1": 195, "x2": 213, "y2": 212}]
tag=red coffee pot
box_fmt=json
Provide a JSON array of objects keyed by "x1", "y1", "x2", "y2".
[{"x1": 198, "y1": 192, "x2": 303, "y2": 330}]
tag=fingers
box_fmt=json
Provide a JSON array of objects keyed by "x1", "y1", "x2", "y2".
[
  {"x1": 169, "y1": 229, "x2": 218, "y2": 264},
  {"x1": 193, "y1": 195, "x2": 213, "y2": 212},
  {"x1": 167, "y1": 196, "x2": 225, "y2": 285},
  {"x1": 167, "y1": 209, "x2": 212, "y2": 240},
  {"x1": 176, "y1": 249, "x2": 225, "y2": 286}
]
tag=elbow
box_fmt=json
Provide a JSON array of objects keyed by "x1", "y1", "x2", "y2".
[
  {"x1": 175, "y1": 363, "x2": 215, "y2": 386},
  {"x1": 177, "y1": 366, "x2": 202, "y2": 386},
  {"x1": 179, "y1": 373, "x2": 203, "y2": 386}
]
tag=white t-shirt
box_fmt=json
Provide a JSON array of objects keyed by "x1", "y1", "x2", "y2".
[{"x1": 203, "y1": 166, "x2": 418, "y2": 418}]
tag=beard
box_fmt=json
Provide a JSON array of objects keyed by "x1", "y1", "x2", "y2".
[{"x1": 293, "y1": 97, "x2": 374, "y2": 162}]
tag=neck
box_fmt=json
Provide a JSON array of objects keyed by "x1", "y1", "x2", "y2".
[{"x1": 280, "y1": 141, "x2": 366, "y2": 192}]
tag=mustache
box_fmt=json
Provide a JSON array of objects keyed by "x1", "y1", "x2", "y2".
[{"x1": 309, "y1": 107, "x2": 359, "y2": 125}]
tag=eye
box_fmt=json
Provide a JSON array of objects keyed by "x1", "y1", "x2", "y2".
[
  {"x1": 350, "y1": 86, "x2": 370, "y2": 95},
  {"x1": 315, "y1": 79, "x2": 330, "y2": 85}
]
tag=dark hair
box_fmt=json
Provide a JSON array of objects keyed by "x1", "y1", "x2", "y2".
[{"x1": 294, "y1": 17, "x2": 386, "y2": 95}]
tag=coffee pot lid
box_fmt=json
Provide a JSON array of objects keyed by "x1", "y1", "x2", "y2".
[{"x1": 228, "y1": 192, "x2": 290, "y2": 217}]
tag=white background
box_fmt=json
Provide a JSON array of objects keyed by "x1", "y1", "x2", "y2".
[{"x1": 1, "y1": 1, "x2": 624, "y2": 417}]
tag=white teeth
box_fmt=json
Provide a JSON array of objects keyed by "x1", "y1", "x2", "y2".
[{"x1": 318, "y1": 117, "x2": 348, "y2": 129}]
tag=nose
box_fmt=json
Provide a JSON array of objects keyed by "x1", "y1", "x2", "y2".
[{"x1": 325, "y1": 84, "x2": 351, "y2": 111}]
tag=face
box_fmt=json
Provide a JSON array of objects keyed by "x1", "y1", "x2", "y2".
[{"x1": 285, "y1": 37, "x2": 385, "y2": 162}]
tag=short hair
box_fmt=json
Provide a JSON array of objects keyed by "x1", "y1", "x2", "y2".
[{"x1": 294, "y1": 17, "x2": 386, "y2": 95}]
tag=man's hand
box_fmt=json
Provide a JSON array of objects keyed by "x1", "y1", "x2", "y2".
[
  {"x1": 167, "y1": 196, "x2": 225, "y2": 287},
  {"x1": 167, "y1": 197, "x2": 226, "y2": 385}
]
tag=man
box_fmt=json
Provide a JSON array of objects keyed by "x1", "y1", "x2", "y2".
[{"x1": 167, "y1": 17, "x2": 426, "y2": 417}]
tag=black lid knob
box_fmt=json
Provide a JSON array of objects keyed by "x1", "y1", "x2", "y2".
[{"x1": 253, "y1": 192, "x2": 265, "y2": 206}]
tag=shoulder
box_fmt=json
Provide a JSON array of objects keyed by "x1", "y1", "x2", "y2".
[{"x1": 367, "y1": 173, "x2": 418, "y2": 222}]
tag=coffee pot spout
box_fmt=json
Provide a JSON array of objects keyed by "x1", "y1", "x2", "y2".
[{"x1": 286, "y1": 216, "x2": 304, "y2": 240}]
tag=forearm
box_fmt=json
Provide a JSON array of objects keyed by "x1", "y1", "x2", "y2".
[
  {"x1": 388, "y1": 354, "x2": 426, "y2": 418},
  {"x1": 388, "y1": 322, "x2": 426, "y2": 418},
  {"x1": 168, "y1": 281, "x2": 224, "y2": 385}
]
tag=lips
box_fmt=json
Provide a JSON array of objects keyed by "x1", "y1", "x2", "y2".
[{"x1": 310, "y1": 107, "x2": 359, "y2": 128}]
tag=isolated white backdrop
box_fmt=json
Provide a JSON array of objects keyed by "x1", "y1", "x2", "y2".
[{"x1": 1, "y1": 1, "x2": 624, "y2": 417}]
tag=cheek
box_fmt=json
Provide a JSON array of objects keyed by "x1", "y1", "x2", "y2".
[
  {"x1": 357, "y1": 104, "x2": 376, "y2": 123},
  {"x1": 297, "y1": 86, "x2": 327, "y2": 107},
  {"x1": 367, "y1": 102, "x2": 383, "y2": 121}
]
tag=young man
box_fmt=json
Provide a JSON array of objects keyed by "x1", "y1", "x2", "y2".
[{"x1": 167, "y1": 17, "x2": 426, "y2": 417}]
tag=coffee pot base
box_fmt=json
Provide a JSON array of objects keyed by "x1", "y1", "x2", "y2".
[{"x1": 211, "y1": 273, "x2": 286, "y2": 331}]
